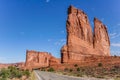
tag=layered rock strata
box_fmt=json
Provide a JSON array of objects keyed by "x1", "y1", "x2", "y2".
[
  {"x1": 25, "y1": 50, "x2": 60, "y2": 70},
  {"x1": 61, "y1": 6, "x2": 110, "y2": 63}
]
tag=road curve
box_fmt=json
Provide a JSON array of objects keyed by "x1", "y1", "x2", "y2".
[{"x1": 34, "y1": 70, "x2": 113, "y2": 80}]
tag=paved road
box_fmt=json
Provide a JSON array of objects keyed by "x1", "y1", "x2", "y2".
[{"x1": 34, "y1": 70, "x2": 113, "y2": 80}]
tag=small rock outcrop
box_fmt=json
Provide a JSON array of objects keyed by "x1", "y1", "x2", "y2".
[{"x1": 61, "y1": 6, "x2": 110, "y2": 63}]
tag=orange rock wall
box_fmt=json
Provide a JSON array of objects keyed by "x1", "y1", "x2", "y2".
[
  {"x1": 52, "y1": 56, "x2": 120, "y2": 71},
  {"x1": 61, "y1": 6, "x2": 110, "y2": 63},
  {"x1": 25, "y1": 50, "x2": 60, "y2": 70}
]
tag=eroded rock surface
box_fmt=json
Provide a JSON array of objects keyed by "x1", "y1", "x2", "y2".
[
  {"x1": 61, "y1": 6, "x2": 110, "y2": 63},
  {"x1": 93, "y1": 18, "x2": 110, "y2": 56},
  {"x1": 25, "y1": 50, "x2": 60, "y2": 70}
]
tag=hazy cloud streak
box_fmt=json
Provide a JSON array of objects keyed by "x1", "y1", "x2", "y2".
[
  {"x1": 46, "y1": 0, "x2": 50, "y2": 2},
  {"x1": 111, "y1": 43, "x2": 120, "y2": 47},
  {"x1": 110, "y1": 33, "x2": 120, "y2": 39}
]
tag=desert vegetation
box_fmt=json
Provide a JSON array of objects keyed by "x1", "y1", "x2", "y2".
[
  {"x1": 47, "y1": 67, "x2": 55, "y2": 72},
  {"x1": 0, "y1": 66, "x2": 30, "y2": 80},
  {"x1": 40, "y1": 64, "x2": 120, "y2": 80},
  {"x1": 60, "y1": 65, "x2": 120, "y2": 79}
]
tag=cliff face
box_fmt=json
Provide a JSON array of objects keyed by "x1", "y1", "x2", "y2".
[
  {"x1": 25, "y1": 50, "x2": 60, "y2": 70},
  {"x1": 67, "y1": 6, "x2": 93, "y2": 45},
  {"x1": 93, "y1": 18, "x2": 110, "y2": 56},
  {"x1": 61, "y1": 6, "x2": 110, "y2": 63}
]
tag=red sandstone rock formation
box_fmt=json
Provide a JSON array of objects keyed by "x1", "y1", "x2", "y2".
[
  {"x1": 67, "y1": 6, "x2": 93, "y2": 45},
  {"x1": 25, "y1": 50, "x2": 60, "y2": 70},
  {"x1": 52, "y1": 56, "x2": 120, "y2": 71},
  {"x1": 93, "y1": 18, "x2": 110, "y2": 56},
  {"x1": 61, "y1": 6, "x2": 110, "y2": 63}
]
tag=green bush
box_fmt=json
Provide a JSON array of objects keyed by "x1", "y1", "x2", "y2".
[
  {"x1": 16, "y1": 71, "x2": 22, "y2": 78},
  {"x1": 98, "y1": 63, "x2": 102, "y2": 67},
  {"x1": 47, "y1": 68, "x2": 54, "y2": 72},
  {"x1": 0, "y1": 66, "x2": 30, "y2": 79},
  {"x1": 0, "y1": 77, "x2": 7, "y2": 80},
  {"x1": 69, "y1": 69, "x2": 73, "y2": 72},
  {"x1": 76, "y1": 73, "x2": 82, "y2": 77},
  {"x1": 40, "y1": 68, "x2": 45, "y2": 71},
  {"x1": 22, "y1": 70, "x2": 30, "y2": 77},
  {"x1": 74, "y1": 64, "x2": 78, "y2": 67},
  {"x1": 77, "y1": 68, "x2": 80, "y2": 72},
  {"x1": 0, "y1": 68, "x2": 10, "y2": 78},
  {"x1": 64, "y1": 68, "x2": 69, "y2": 72}
]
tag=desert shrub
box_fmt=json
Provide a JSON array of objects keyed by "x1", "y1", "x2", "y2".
[
  {"x1": 64, "y1": 68, "x2": 69, "y2": 72},
  {"x1": 77, "y1": 68, "x2": 80, "y2": 72},
  {"x1": 15, "y1": 71, "x2": 22, "y2": 78},
  {"x1": 22, "y1": 70, "x2": 30, "y2": 77},
  {"x1": 114, "y1": 55, "x2": 117, "y2": 58},
  {"x1": 81, "y1": 68, "x2": 85, "y2": 72},
  {"x1": 98, "y1": 63, "x2": 102, "y2": 67},
  {"x1": 114, "y1": 65, "x2": 120, "y2": 69},
  {"x1": 47, "y1": 67, "x2": 54, "y2": 72},
  {"x1": 9, "y1": 67, "x2": 20, "y2": 78},
  {"x1": 0, "y1": 68, "x2": 10, "y2": 78},
  {"x1": 0, "y1": 66, "x2": 30, "y2": 79},
  {"x1": 69, "y1": 69, "x2": 73, "y2": 72},
  {"x1": 40, "y1": 68, "x2": 45, "y2": 71},
  {"x1": 0, "y1": 77, "x2": 7, "y2": 80},
  {"x1": 111, "y1": 67, "x2": 116, "y2": 71},
  {"x1": 76, "y1": 73, "x2": 83, "y2": 77},
  {"x1": 74, "y1": 64, "x2": 78, "y2": 67},
  {"x1": 96, "y1": 75, "x2": 104, "y2": 78}
]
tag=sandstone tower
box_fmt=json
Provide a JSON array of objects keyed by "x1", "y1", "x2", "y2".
[{"x1": 61, "y1": 6, "x2": 110, "y2": 63}]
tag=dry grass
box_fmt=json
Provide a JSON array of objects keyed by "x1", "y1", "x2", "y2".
[
  {"x1": 29, "y1": 71, "x2": 36, "y2": 80},
  {"x1": 55, "y1": 65, "x2": 120, "y2": 79}
]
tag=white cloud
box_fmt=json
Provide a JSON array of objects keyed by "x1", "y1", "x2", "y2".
[
  {"x1": 101, "y1": 18, "x2": 104, "y2": 22},
  {"x1": 117, "y1": 23, "x2": 120, "y2": 26},
  {"x1": 54, "y1": 39, "x2": 66, "y2": 46},
  {"x1": 61, "y1": 30, "x2": 65, "y2": 34},
  {"x1": 60, "y1": 39, "x2": 66, "y2": 42},
  {"x1": 48, "y1": 39, "x2": 52, "y2": 42},
  {"x1": 110, "y1": 33, "x2": 120, "y2": 39},
  {"x1": 46, "y1": 0, "x2": 50, "y2": 2},
  {"x1": 111, "y1": 43, "x2": 120, "y2": 47},
  {"x1": 110, "y1": 33, "x2": 116, "y2": 36}
]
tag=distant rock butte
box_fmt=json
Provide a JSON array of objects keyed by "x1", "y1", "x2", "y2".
[
  {"x1": 61, "y1": 6, "x2": 110, "y2": 63},
  {"x1": 24, "y1": 50, "x2": 60, "y2": 70},
  {"x1": 0, "y1": 62, "x2": 24, "y2": 69}
]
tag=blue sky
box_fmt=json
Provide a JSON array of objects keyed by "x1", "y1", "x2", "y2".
[{"x1": 0, "y1": 0, "x2": 120, "y2": 63}]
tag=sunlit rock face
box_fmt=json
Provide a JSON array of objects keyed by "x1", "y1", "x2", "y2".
[
  {"x1": 93, "y1": 18, "x2": 110, "y2": 56},
  {"x1": 61, "y1": 6, "x2": 110, "y2": 63},
  {"x1": 25, "y1": 50, "x2": 60, "y2": 70}
]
